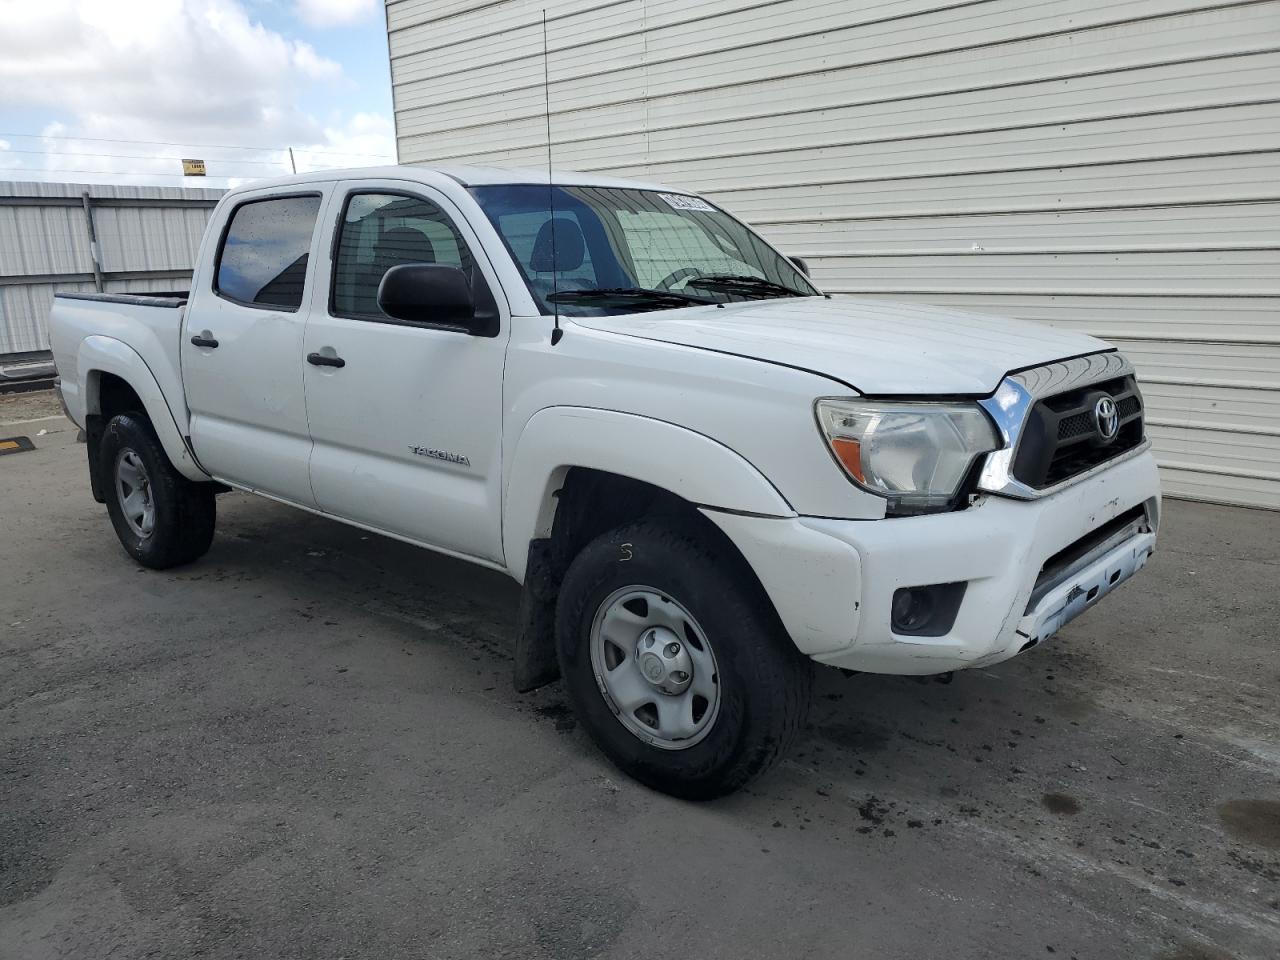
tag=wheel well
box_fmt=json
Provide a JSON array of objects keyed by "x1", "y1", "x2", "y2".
[
  {"x1": 94, "y1": 372, "x2": 147, "y2": 422},
  {"x1": 549, "y1": 468, "x2": 691, "y2": 565},
  {"x1": 84, "y1": 372, "x2": 148, "y2": 505},
  {"x1": 512, "y1": 467, "x2": 774, "y2": 692}
]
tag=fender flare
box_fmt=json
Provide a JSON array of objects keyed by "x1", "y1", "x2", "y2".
[
  {"x1": 503, "y1": 406, "x2": 794, "y2": 581},
  {"x1": 78, "y1": 336, "x2": 209, "y2": 482}
]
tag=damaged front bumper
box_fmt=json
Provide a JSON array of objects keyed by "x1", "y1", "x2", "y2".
[{"x1": 706, "y1": 448, "x2": 1162, "y2": 676}]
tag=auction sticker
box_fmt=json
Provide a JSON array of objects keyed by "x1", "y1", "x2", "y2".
[{"x1": 659, "y1": 193, "x2": 714, "y2": 212}]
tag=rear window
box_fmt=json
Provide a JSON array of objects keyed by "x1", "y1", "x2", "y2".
[{"x1": 215, "y1": 195, "x2": 321, "y2": 309}]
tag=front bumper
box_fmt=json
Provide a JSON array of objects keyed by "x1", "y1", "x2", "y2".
[{"x1": 704, "y1": 448, "x2": 1161, "y2": 675}]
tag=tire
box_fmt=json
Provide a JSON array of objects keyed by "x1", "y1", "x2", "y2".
[
  {"x1": 556, "y1": 517, "x2": 812, "y2": 799},
  {"x1": 100, "y1": 413, "x2": 216, "y2": 569}
]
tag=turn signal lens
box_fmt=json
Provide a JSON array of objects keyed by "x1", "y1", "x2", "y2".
[{"x1": 830, "y1": 437, "x2": 865, "y2": 482}]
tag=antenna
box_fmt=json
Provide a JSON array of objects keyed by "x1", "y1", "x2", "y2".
[{"x1": 541, "y1": 8, "x2": 563, "y2": 346}]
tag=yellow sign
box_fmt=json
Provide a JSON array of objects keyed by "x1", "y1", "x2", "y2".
[{"x1": 182, "y1": 158, "x2": 206, "y2": 177}]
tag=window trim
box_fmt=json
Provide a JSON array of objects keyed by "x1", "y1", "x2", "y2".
[
  {"x1": 212, "y1": 191, "x2": 324, "y2": 313},
  {"x1": 327, "y1": 187, "x2": 482, "y2": 333}
]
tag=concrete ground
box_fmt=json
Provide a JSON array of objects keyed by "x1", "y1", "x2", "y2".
[{"x1": 2, "y1": 398, "x2": 1277, "y2": 960}]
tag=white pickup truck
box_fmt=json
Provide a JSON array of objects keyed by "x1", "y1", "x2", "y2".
[{"x1": 49, "y1": 165, "x2": 1160, "y2": 798}]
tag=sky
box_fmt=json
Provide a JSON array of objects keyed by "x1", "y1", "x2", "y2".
[{"x1": 0, "y1": 0, "x2": 397, "y2": 188}]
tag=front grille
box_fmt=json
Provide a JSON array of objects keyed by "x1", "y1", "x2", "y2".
[{"x1": 1012, "y1": 374, "x2": 1145, "y2": 489}]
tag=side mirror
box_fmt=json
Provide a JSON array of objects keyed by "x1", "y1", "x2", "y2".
[
  {"x1": 377, "y1": 263, "x2": 475, "y2": 328},
  {"x1": 789, "y1": 256, "x2": 810, "y2": 277}
]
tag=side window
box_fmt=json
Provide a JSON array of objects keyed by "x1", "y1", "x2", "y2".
[
  {"x1": 332, "y1": 192, "x2": 474, "y2": 319},
  {"x1": 215, "y1": 195, "x2": 321, "y2": 309}
]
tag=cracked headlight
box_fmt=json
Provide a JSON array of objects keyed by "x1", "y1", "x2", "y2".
[{"x1": 815, "y1": 399, "x2": 1000, "y2": 514}]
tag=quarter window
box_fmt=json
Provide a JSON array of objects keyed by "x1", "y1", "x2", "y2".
[
  {"x1": 215, "y1": 195, "x2": 321, "y2": 309},
  {"x1": 332, "y1": 192, "x2": 473, "y2": 319}
]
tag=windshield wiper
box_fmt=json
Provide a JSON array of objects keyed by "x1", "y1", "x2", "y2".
[
  {"x1": 684, "y1": 274, "x2": 803, "y2": 298},
  {"x1": 546, "y1": 287, "x2": 714, "y2": 307}
]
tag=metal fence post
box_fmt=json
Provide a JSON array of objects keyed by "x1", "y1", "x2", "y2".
[{"x1": 79, "y1": 192, "x2": 105, "y2": 292}]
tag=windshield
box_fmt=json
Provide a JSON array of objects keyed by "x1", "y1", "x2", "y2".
[{"x1": 469, "y1": 184, "x2": 819, "y2": 316}]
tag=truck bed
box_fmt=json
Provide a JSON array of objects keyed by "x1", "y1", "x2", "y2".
[
  {"x1": 48, "y1": 291, "x2": 192, "y2": 440},
  {"x1": 55, "y1": 291, "x2": 190, "y2": 308}
]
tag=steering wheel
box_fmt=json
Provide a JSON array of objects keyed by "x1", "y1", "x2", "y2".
[{"x1": 654, "y1": 267, "x2": 704, "y2": 291}]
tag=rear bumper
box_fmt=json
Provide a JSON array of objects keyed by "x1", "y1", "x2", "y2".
[{"x1": 704, "y1": 449, "x2": 1161, "y2": 675}]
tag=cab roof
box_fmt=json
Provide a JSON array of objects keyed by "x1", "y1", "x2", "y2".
[{"x1": 225, "y1": 163, "x2": 685, "y2": 196}]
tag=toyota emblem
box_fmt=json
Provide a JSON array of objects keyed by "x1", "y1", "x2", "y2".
[{"x1": 1094, "y1": 396, "x2": 1119, "y2": 441}]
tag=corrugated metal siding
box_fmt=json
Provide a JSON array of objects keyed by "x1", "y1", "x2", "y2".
[
  {"x1": 388, "y1": 0, "x2": 1280, "y2": 508},
  {"x1": 0, "y1": 181, "x2": 224, "y2": 355}
]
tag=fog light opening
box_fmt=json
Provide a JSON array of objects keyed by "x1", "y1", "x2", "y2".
[
  {"x1": 890, "y1": 582, "x2": 968, "y2": 638},
  {"x1": 891, "y1": 588, "x2": 935, "y2": 633}
]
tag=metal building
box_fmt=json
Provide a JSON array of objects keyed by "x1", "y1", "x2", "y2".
[
  {"x1": 386, "y1": 0, "x2": 1280, "y2": 509},
  {"x1": 0, "y1": 180, "x2": 225, "y2": 358}
]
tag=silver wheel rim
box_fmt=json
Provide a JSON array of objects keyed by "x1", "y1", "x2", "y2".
[
  {"x1": 589, "y1": 586, "x2": 721, "y2": 751},
  {"x1": 114, "y1": 448, "x2": 155, "y2": 539}
]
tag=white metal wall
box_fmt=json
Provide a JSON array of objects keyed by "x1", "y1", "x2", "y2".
[
  {"x1": 389, "y1": 0, "x2": 1280, "y2": 508},
  {"x1": 0, "y1": 181, "x2": 224, "y2": 356}
]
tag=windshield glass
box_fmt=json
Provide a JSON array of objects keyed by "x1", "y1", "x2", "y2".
[{"x1": 469, "y1": 184, "x2": 819, "y2": 316}]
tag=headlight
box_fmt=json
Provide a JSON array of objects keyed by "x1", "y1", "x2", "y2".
[{"x1": 815, "y1": 399, "x2": 1000, "y2": 514}]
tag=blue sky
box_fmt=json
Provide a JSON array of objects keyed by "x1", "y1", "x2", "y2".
[{"x1": 0, "y1": 0, "x2": 397, "y2": 187}]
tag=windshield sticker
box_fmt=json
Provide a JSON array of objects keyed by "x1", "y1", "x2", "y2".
[{"x1": 659, "y1": 193, "x2": 714, "y2": 212}]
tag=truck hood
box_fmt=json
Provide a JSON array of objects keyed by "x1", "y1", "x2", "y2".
[{"x1": 571, "y1": 296, "x2": 1109, "y2": 395}]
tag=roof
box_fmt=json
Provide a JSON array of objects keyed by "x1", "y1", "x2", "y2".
[{"x1": 224, "y1": 163, "x2": 683, "y2": 197}]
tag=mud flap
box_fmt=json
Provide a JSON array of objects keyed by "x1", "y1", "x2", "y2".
[
  {"x1": 513, "y1": 538, "x2": 561, "y2": 692},
  {"x1": 85, "y1": 414, "x2": 106, "y2": 503}
]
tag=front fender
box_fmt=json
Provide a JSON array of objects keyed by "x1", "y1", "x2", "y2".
[
  {"x1": 503, "y1": 406, "x2": 794, "y2": 581},
  {"x1": 78, "y1": 336, "x2": 208, "y2": 482}
]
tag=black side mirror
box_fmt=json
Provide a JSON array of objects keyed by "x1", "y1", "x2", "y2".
[
  {"x1": 789, "y1": 256, "x2": 810, "y2": 277},
  {"x1": 377, "y1": 263, "x2": 475, "y2": 328}
]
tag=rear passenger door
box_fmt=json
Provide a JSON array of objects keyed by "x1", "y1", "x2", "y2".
[
  {"x1": 301, "y1": 181, "x2": 510, "y2": 563},
  {"x1": 183, "y1": 187, "x2": 331, "y2": 506}
]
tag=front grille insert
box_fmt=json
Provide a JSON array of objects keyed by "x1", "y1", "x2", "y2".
[{"x1": 1012, "y1": 375, "x2": 1145, "y2": 489}]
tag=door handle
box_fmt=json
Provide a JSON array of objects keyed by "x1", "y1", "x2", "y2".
[
  {"x1": 190, "y1": 334, "x2": 219, "y2": 349},
  {"x1": 307, "y1": 352, "x2": 346, "y2": 368}
]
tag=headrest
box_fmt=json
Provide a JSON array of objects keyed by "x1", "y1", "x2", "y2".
[
  {"x1": 375, "y1": 227, "x2": 435, "y2": 265},
  {"x1": 529, "y1": 216, "x2": 585, "y2": 273}
]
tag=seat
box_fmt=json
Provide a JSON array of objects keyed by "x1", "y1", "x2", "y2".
[
  {"x1": 374, "y1": 227, "x2": 436, "y2": 273},
  {"x1": 354, "y1": 227, "x2": 437, "y2": 315},
  {"x1": 528, "y1": 217, "x2": 596, "y2": 303},
  {"x1": 529, "y1": 217, "x2": 586, "y2": 273}
]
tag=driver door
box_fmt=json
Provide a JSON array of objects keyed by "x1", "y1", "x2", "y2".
[{"x1": 301, "y1": 181, "x2": 510, "y2": 563}]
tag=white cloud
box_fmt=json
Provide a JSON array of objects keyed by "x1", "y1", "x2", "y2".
[
  {"x1": 291, "y1": 112, "x2": 397, "y2": 172},
  {"x1": 0, "y1": 0, "x2": 394, "y2": 187},
  {"x1": 294, "y1": 0, "x2": 378, "y2": 28}
]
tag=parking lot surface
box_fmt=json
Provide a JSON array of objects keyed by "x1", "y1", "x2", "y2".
[{"x1": 2, "y1": 405, "x2": 1278, "y2": 960}]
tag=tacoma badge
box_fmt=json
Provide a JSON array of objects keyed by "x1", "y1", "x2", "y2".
[{"x1": 409, "y1": 445, "x2": 471, "y2": 467}]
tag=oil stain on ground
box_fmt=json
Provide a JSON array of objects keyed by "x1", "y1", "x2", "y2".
[
  {"x1": 1216, "y1": 798, "x2": 1280, "y2": 850},
  {"x1": 1041, "y1": 792, "x2": 1081, "y2": 815}
]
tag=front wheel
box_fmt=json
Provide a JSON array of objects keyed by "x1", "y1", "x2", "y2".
[
  {"x1": 556, "y1": 518, "x2": 812, "y2": 799},
  {"x1": 100, "y1": 413, "x2": 216, "y2": 569}
]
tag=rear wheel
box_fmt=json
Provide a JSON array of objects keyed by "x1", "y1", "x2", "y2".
[
  {"x1": 100, "y1": 413, "x2": 215, "y2": 569},
  {"x1": 556, "y1": 518, "x2": 812, "y2": 799}
]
